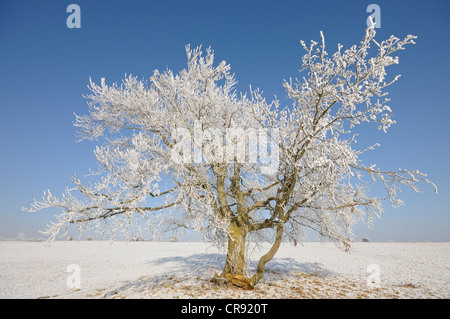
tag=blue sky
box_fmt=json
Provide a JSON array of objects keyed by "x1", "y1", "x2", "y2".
[{"x1": 0, "y1": 0, "x2": 448, "y2": 241}]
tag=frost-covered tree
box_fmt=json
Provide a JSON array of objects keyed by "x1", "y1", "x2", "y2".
[{"x1": 24, "y1": 27, "x2": 436, "y2": 285}]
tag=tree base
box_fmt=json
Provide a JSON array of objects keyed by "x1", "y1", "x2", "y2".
[{"x1": 211, "y1": 273, "x2": 254, "y2": 290}]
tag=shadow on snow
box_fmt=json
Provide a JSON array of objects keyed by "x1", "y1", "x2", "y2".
[{"x1": 99, "y1": 253, "x2": 334, "y2": 298}]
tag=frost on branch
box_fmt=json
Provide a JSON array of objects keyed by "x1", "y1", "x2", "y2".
[{"x1": 24, "y1": 28, "x2": 436, "y2": 283}]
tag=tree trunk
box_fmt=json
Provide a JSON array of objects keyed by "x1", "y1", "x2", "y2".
[
  {"x1": 251, "y1": 223, "x2": 284, "y2": 284},
  {"x1": 222, "y1": 222, "x2": 246, "y2": 276}
]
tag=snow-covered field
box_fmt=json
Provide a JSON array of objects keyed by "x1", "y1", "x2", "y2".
[{"x1": 0, "y1": 241, "x2": 448, "y2": 299}]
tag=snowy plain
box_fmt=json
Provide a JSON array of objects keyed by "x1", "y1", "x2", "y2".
[{"x1": 0, "y1": 241, "x2": 448, "y2": 299}]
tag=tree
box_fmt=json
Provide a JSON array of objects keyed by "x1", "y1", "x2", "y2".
[{"x1": 24, "y1": 26, "x2": 436, "y2": 285}]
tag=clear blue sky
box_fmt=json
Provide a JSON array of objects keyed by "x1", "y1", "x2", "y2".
[{"x1": 0, "y1": 0, "x2": 448, "y2": 241}]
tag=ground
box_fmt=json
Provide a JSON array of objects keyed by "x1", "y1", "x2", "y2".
[{"x1": 0, "y1": 241, "x2": 448, "y2": 299}]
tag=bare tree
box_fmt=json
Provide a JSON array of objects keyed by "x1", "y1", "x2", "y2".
[
  {"x1": 24, "y1": 27, "x2": 436, "y2": 285},
  {"x1": 17, "y1": 232, "x2": 26, "y2": 241}
]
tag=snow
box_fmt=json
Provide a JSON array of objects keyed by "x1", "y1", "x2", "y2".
[{"x1": 1, "y1": 241, "x2": 448, "y2": 299}]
